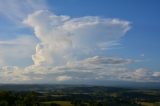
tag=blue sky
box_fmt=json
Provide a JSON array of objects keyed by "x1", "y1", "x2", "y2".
[
  {"x1": 47, "y1": 0, "x2": 160, "y2": 70},
  {"x1": 52, "y1": 0, "x2": 160, "y2": 65},
  {"x1": 0, "y1": 0, "x2": 159, "y2": 83}
]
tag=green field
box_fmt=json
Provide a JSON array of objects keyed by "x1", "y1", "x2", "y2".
[
  {"x1": 42, "y1": 101, "x2": 74, "y2": 106},
  {"x1": 139, "y1": 102, "x2": 160, "y2": 106}
]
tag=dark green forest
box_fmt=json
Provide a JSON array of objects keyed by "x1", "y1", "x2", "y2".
[{"x1": 0, "y1": 85, "x2": 160, "y2": 106}]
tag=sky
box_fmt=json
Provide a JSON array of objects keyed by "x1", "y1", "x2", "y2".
[{"x1": 0, "y1": 0, "x2": 160, "y2": 84}]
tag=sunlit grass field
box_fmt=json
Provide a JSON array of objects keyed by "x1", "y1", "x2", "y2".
[{"x1": 139, "y1": 102, "x2": 160, "y2": 106}]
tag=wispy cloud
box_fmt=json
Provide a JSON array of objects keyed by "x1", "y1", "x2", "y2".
[
  {"x1": 0, "y1": 0, "x2": 48, "y2": 24},
  {"x1": 0, "y1": 36, "x2": 37, "y2": 67},
  {"x1": 0, "y1": 0, "x2": 47, "y2": 66}
]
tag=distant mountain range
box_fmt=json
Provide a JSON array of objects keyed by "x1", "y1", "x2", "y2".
[{"x1": 0, "y1": 81, "x2": 160, "y2": 91}]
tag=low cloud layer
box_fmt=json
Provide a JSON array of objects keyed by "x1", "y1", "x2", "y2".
[
  {"x1": 0, "y1": 10, "x2": 159, "y2": 84},
  {"x1": 0, "y1": 56, "x2": 159, "y2": 83}
]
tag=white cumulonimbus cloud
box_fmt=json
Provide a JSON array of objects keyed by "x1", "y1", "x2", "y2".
[
  {"x1": 23, "y1": 10, "x2": 130, "y2": 67},
  {"x1": 0, "y1": 10, "x2": 159, "y2": 83}
]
